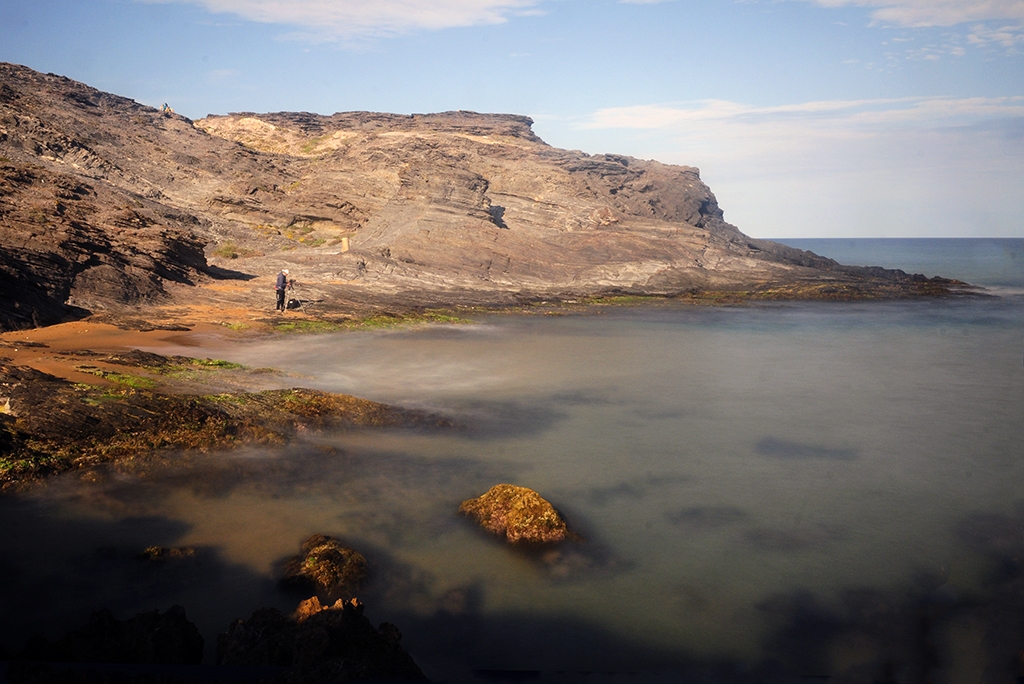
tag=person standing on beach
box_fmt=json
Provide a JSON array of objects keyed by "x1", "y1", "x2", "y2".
[{"x1": 275, "y1": 268, "x2": 290, "y2": 311}]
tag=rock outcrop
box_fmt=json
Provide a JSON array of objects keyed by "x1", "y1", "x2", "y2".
[
  {"x1": 0, "y1": 62, "x2": 965, "y2": 331},
  {"x1": 280, "y1": 535, "x2": 368, "y2": 602},
  {"x1": 217, "y1": 597, "x2": 427, "y2": 681},
  {"x1": 0, "y1": 354, "x2": 446, "y2": 488},
  {"x1": 459, "y1": 484, "x2": 572, "y2": 544}
]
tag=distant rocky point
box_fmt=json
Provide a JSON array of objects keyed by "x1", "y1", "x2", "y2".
[{"x1": 0, "y1": 62, "x2": 964, "y2": 331}]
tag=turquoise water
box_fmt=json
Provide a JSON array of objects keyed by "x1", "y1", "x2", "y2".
[{"x1": 1, "y1": 239, "x2": 1022, "y2": 682}]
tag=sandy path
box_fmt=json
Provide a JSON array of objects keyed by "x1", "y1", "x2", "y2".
[{"x1": 0, "y1": 305, "x2": 282, "y2": 385}]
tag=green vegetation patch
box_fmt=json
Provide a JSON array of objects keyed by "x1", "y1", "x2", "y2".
[
  {"x1": 76, "y1": 366, "x2": 157, "y2": 390},
  {"x1": 273, "y1": 319, "x2": 349, "y2": 334},
  {"x1": 347, "y1": 310, "x2": 473, "y2": 329},
  {"x1": 211, "y1": 240, "x2": 261, "y2": 259},
  {"x1": 271, "y1": 310, "x2": 473, "y2": 334}
]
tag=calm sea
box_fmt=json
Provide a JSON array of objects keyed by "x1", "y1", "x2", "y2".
[{"x1": 1, "y1": 238, "x2": 1022, "y2": 682}]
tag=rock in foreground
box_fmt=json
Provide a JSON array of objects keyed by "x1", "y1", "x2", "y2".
[
  {"x1": 217, "y1": 597, "x2": 427, "y2": 682},
  {"x1": 459, "y1": 484, "x2": 572, "y2": 544}
]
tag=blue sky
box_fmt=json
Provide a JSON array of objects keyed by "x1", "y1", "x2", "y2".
[{"x1": 2, "y1": 0, "x2": 1022, "y2": 238}]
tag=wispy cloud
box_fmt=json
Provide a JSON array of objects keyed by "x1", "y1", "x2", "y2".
[
  {"x1": 574, "y1": 97, "x2": 1024, "y2": 236},
  {"x1": 138, "y1": 0, "x2": 543, "y2": 39},
  {"x1": 800, "y1": 0, "x2": 1024, "y2": 55},
  {"x1": 583, "y1": 97, "x2": 1024, "y2": 133},
  {"x1": 967, "y1": 21, "x2": 1024, "y2": 47},
  {"x1": 803, "y1": 0, "x2": 1024, "y2": 28}
]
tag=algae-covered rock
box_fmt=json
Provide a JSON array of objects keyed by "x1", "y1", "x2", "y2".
[
  {"x1": 459, "y1": 484, "x2": 571, "y2": 544},
  {"x1": 281, "y1": 534, "x2": 367, "y2": 600}
]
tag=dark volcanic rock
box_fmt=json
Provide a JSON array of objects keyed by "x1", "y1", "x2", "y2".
[
  {"x1": 0, "y1": 62, "x2": 968, "y2": 331},
  {"x1": 217, "y1": 597, "x2": 427, "y2": 682},
  {"x1": 280, "y1": 535, "x2": 368, "y2": 602},
  {"x1": 459, "y1": 483, "x2": 572, "y2": 544}
]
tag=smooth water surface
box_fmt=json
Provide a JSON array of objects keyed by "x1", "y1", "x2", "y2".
[{"x1": 1, "y1": 240, "x2": 1022, "y2": 682}]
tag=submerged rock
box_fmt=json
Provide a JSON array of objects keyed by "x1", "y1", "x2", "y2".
[
  {"x1": 280, "y1": 534, "x2": 367, "y2": 601},
  {"x1": 136, "y1": 546, "x2": 197, "y2": 561},
  {"x1": 217, "y1": 597, "x2": 427, "y2": 681},
  {"x1": 459, "y1": 484, "x2": 572, "y2": 544}
]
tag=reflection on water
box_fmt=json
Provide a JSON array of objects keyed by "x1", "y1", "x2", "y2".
[{"x1": 2, "y1": 294, "x2": 1024, "y2": 682}]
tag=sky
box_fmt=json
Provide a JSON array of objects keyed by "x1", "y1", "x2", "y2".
[{"x1": 1, "y1": 0, "x2": 1022, "y2": 238}]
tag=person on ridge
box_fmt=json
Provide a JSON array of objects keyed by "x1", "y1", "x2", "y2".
[{"x1": 275, "y1": 268, "x2": 291, "y2": 311}]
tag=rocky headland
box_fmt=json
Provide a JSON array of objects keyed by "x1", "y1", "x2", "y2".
[{"x1": 0, "y1": 62, "x2": 966, "y2": 334}]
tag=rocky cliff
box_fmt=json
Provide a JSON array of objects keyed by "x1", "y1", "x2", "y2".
[{"x1": 0, "y1": 63, "x2": 952, "y2": 330}]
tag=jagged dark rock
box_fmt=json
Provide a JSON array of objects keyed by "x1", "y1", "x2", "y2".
[
  {"x1": 0, "y1": 62, "x2": 970, "y2": 332},
  {"x1": 217, "y1": 597, "x2": 427, "y2": 682}
]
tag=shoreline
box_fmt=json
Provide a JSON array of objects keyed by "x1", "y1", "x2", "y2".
[{"x1": 0, "y1": 280, "x2": 988, "y2": 491}]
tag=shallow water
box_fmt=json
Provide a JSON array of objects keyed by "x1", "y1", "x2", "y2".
[{"x1": 2, "y1": 241, "x2": 1023, "y2": 682}]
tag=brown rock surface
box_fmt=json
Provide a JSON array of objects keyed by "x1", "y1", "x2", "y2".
[
  {"x1": 460, "y1": 483, "x2": 572, "y2": 544},
  {"x1": 280, "y1": 535, "x2": 368, "y2": 602},
  {"x1": 0, "y1": 63, "x2": 966, "y2": 332}
]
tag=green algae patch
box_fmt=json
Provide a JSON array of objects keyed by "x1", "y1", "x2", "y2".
[
  {"x1": 75, "y1": 366, "x2": 158, "y2": 390},
  {"x1": 459, "y1": 484, "x2": 573, "y2": 544},
  {"x1": 272, "y1": 309, "x2": 474, "y2": 334},
  {"x1": 273, "y1": 319, "x2": 349, "y2": 334}
]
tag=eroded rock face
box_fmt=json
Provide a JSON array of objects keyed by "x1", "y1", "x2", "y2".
[
  {"x1": 280, "y1": 535, "x2": 368, "y2": 601},
  {"x1": 0, "y1": 134, "x2": 207, "y2": 331},
  {"x1": 0, "y1": 62, "x2": 958, "y2": 331},
  {"x1": 217, "y1": 597, "x2": 427, "y2": 681},
  {"x1": 459, "y1": 484, "x2": 571, "y2": 544}
]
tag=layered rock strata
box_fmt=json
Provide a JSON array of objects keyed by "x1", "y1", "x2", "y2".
[{"x1": 0, "y1": 62, "x2": 963, "y2": 331}]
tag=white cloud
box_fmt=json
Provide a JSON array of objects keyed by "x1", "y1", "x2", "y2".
[
  {"x1": 572, "y1": 97, "x2": 1024, "y2": 237},
  {"x1": 138, "y1": 0, "x2": 543, "y2": 39},
  {"x1": 967, "y1": 21, "x2": 1024, "y2": 46},
  {"x1": 804, "y1": 0, "x2": 1024, "y2": 28}
]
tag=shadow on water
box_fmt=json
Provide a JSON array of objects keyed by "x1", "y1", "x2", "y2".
[
  {"x1": 585, "y1": 474, "x2": 693, "y2": 507},
  {"x1": 754, "y1": 437, "x2": 858, "y2": 461},
  {"x1": 2, "y1": 488, "x2": 1024, "y2": 682},
  {"x1": 452, "y1": 399, "x2": 572, "y2": 440},
  {"x1": 665, "y1": 506, "x2": 750, "y2": 531},
  {"x1": 0, "y1": 496, "x2": 290, "y2": 664}
]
